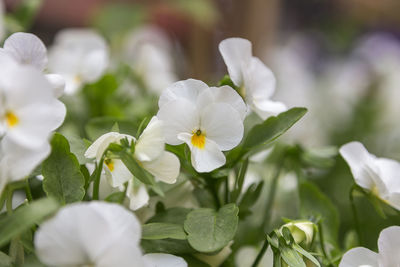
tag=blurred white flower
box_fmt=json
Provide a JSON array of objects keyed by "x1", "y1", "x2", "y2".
[
  {"x1": 0, "y1": 61, "x2": 66, "y2": 149},
  {"x1": 85, "y1": 117, "x2": 180, "y2": 210},
  {"x1": 339, "y1": 226, "x2": 400, "y2": 267},
  {"x1": 219, "y1": 37, "x2": 286, "y2": 119},
  {"x1": 0, "y1": 32, "x2": 66, "y2": 97},
  {"x1": 48, "y1": 29, "x2": 109, "y2": 94},
  {"x1": 340, "y1": 141, "x2": 400, "y2": 210},
  {"x1": 0, "y1": 0, "x2": 4, "y2": 41},
  {"x1": 157, "y1": 79, "x2": 245, "y2": 172},
  {"x1": 124, "y1": 26, "x2": 177, "y2": 94},
  {"x1": 34, "y1": 201, "x2": 187, "y2": 267}
]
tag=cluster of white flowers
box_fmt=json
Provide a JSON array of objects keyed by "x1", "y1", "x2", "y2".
[{"x1": 0, "y1": 33, "x2": 66, "y2": 194}]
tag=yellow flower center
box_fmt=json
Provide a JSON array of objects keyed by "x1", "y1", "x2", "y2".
[
  {"x1": 104, "y1": 158, "x2": 114, "y2": 172},
  {"x1": 6, "y1": 111, "x2": 19, "y2": 127},
  {"x1": 191, "y1": 129, "x2": 206, "y2": 149}
]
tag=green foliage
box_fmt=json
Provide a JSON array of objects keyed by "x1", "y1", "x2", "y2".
[
  {"x1": 184, "y1": 204, "x2": 239, "y2": 253},
  {"x1": 142, "y1": 223, "x2": 187, "y2": 240},
  {"x1": 0, "y1": 198, "x2": 59, "y2": 247},
  {"x1": 42, "y1": 134, "x2": 85, "y2": 204},
  {"x1": 0, "y1": 251, "x2": 12, "y2": 267}
]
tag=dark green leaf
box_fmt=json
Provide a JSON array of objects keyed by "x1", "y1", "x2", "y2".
[
  {"x1": 184, "y1": 204, "x2": 239, "y2": 253},
  {"x1": 42, "y1": 134, "x2": 85, "y2": 204},
  {"x1": 141, "y1": 239, "x2": 196, "y2": 254},
  {"x1": 142, "y1": 223, "x2": 187, "y2": 240},
  {"x1": 0, "y1": 198, "x2": 59, "y2": 247}
]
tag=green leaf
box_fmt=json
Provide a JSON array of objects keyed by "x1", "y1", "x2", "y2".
[
  {"x1": 242, "y1": 108, "x2": 307, "y2": 152},
  {"x1": 141, "y1": 239, "x2": 196, "y2": 254},
  {"x1": 147, "y1": 207, "x2": 191, "y2": 225},
  {"x1": 118, "y1": 150, "x2": 155, "y2": 186},
  {"x1": 12, "y1": 0, "x2": 43, "y2": 29},
  {"x1": 299, "y1": 182, "x2": 339, "y2": 247},
  {"x1": 280, "y1": 245, "x2": 306, "y2": 267},
  {"x1": 293, "y1": 244, "x2": 321, "y2": 267},
  {"x1": 184, "y1": 204, "x2": 239, "y2": 253},
  {"x1": 0, "y1": 251, "x2": 12, "y2": 267},
  {"x1": 0, "y1": 198, "x2": 59, "y2": 247},
  {"x1": 142, "y1": 223, "x2": 187, "y2": 240},
  {"x1": 42, "y1": 133, "x2": 85, "y2": 204},
  {"x1": 105, "y1": 192, "x2": 125, "y2": 203},
  {"x1": 238, "y1": 181, "x2": 264, "y2": 219}
]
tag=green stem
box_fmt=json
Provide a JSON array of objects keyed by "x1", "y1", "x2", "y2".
[
  {"x1": 25, "y1": 179, "x2": 33, "y2": 202},
  {"x1": 318, "y1": 222, "x2": 334, "y2": 266},
  {"x1": 92, "y1": 160, "x2": 103, "y2": 200},
  {"x1": 350, "y1": 185, "x2": 363, "y2": 245},
  {"x1": 262, "y1": 161, "x2": 284, "y2": 232},
  {"x1": 225, "y1": 176, "x2": 230, "y2": 204},
  {"x1": 251, "y1": 238, "x2": 269, "y2": 267},
  {"x1": 6, "y1": 188, "x2": 13, "y2": 215},
  {"x1": 119, "y1": 182, "x2": 128, "y2": 204}
]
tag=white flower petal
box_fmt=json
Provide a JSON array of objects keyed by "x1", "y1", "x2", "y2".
[
  {"x1": 251, "y1": 98, "x2": 287, "y2": 119},
  {"x1": 142, "y1": 152, "x2": 180, "y2": 184},
  {"x1": 339, "y1": 247, "x2": 378, "y2": 267},
  {"x1": 135, "y1": 117, "x2": 165, "y2": 162},
  {"x1": 158, "y1": 79, "x2": 208, "y2": 108},
  {"x1": 244, "y1": 57, "x2": 276, "y2": 100},
  {"x1": 45, "y1": 74, "x2": 65, "y2": 98},
  {"x1": 143, "y1": 253, "x2": 188, "y2": 267},
  {"x1": 85, "y1": 132, "x2": 134, "y2": 161},
  {"x1": 378, "y1": 226, "x2": 400, "y2": 266},
  {"x1": 375, "y1": 158, "x2": 400, "y2": 194},
  {"x1": 219, "y1": 38, "x2": 252, "y2": 86},
  {"x1": 178, "y1": 133, "x2": 226, "y2": 173},
  {"x1": 339, "y1": 142, "x2": 385, "y2": 192},
  {"x1": 3, "y1": 32, "x2": 48, "y2": 71},
  {"x1": 207, "y1": 85, "x2": 247, "y2": 120},
  {"x1": 34, "y1": 202, "x2": 143, "y2": 267},
  {"x1": 127, "y1": 180, "x2": 150, "y2": 210},
  {"x1": 200, "y1": 103, "x2": 244, "y2": 151},
  {"x1": 157, "y1": 99, "x2": 199, "y2": 145},
  {"x1": 80, "y1": 49, "x2": 108, "y2": 83},
  {"x1": 104, "y1": 159, "x2": 133, "y2": 188},
  {"x1": 0, "y1": 139, "x2": 50, "y2": 183}
]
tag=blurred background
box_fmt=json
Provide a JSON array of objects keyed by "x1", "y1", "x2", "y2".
[{"x1": 3, "y1": 0, "x2": 400, "y2": 260}]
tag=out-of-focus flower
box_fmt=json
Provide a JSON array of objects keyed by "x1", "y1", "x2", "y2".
[
  {"x1": 339, "y1": 226, "x2": 400, "y2": 267},
  {"x1": 123, "y1": 26, "x2": 177, "y2": 94},
  {"x1": 48, "y1": 29, "x2": 109, "y2": 94},
  {"x1": 85, "y1": 117, "x2": 180, "y2": 210},
  {"x1": 0, "y1": 32, "x2": 66, "y2": 97},
  {"x1": 235, "y1": 245, "x2": 273, "y2": 267},
  {"x1": 340, "y1": 141, "x2": 400, "y2": 210},
  {"x1": 219, "y1": 38, "x2": 286, "y2": 120},
  {"x1": 280, "y1": 220, "x2": 315, "y2": 245},
  {"x1": 157, "y1": 79, "x2": 245, "y2": 172},
  {"x1": 34, "y1": 202, "x2": 187, "y2": 267}
]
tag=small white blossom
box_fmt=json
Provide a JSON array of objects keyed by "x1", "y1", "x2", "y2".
[
  {"x1": 340, "y1": 141, "x2": 400, "y2": 210},
  {"x1": 339, "y1": 226, "x2": 400, "y2": 267},
  {"x1": 219, "y1": 37, "x2": 287, "y2": 119},
  {"x1": 34, "y1": 201, "x2": 187, "y2": 267},
  {"x1": 157, "y1": 79, "x2": 245, "y2": 172},
  {"x1": 48, "y1": 29, "x2": 109, "y2": 94}
]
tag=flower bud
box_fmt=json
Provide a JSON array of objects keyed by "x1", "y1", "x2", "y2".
[{"x1": 281, "y1": 220, "x2": 315, "y2": 245}]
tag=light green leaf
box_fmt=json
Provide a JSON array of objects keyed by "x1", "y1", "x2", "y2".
[
  {"x1": 0, "y1": 251, "x2": 12, "y2": 267},
  {"x1": 42, "y1": 133, "x2": 85, "y2": 204},
  {"x1": 147, "y1": 207, "x2": 191, "y2": 225},
  {"x1": 281, "y1": 245, "x2": 306, "y2": 267},
  {"x1": 142, "y1": 223, "x2": 187, "y2": 240},
  {"x1": 0, "y1": 198, "x2": 59, "y2": 247},
  {"x1": 184, "y1": 204, "x2": 239, "y2": 253},
  {"x1": 293, "y1": 244, "x2": 321, "y2": 267}
]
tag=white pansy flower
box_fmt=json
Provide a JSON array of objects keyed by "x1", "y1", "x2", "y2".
[
  {"x1": 48, "y1": 29, "x2": 109, "y2": 94},
  {"x1": 339, "y1": 226, "x2": 400, "y2": 267},
  {"x1": 34, "y1": 201, "x2": 187, "y2": 267},
  {"x1": 157, "y1": 79, "x2": 245, "y2": 172},
  {"x1": 124, "y1": 26, "x2": 177, "y2": 94},
  {"x1": 0, "y1": 60, "x2": 66, "y2": 149},
  {"x1": 0, "y1": 32, "x2": 65, "y2": 97},
  {"x1": 85, "y1": 117, "x2": 180, "y2": 209},
  {"x1": 340, "y1": 141, "x2": 400, "y2": 210},
  {"x1": 219, "y1": 37, "x2": 287, "y2": 119}
]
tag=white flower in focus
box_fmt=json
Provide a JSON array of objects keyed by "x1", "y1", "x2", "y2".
[
  {"x1": 124, "y1": 26, "x2": 177, "y2": 94},
  {"x1": 0, "y1": 60, "x2": 66, "y2": 149},
  {"x1": 340, "y1": 141, "x2": 400, "y2": 210},
  {"x1": 0, "y1": 32, "x2": 66, "y2": 97},
  {"x1": 219, "y1": 38, "x2": 287, "y2": 119},
  {"x1": 157, "y1": 79, "x2": 245, "y2": 172},
  {"x1": 48, "y1": 29, "x2": 109, "y2": 94},
  {"x1": 85, "y1": 117, "x2": 180, "y2": 209},
  {"x1": 34, "y1": 201, "x2": 187, "y2": 267},
  {"x1": 339, "y1": 226, "x2": 400, "y2": 267}
]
